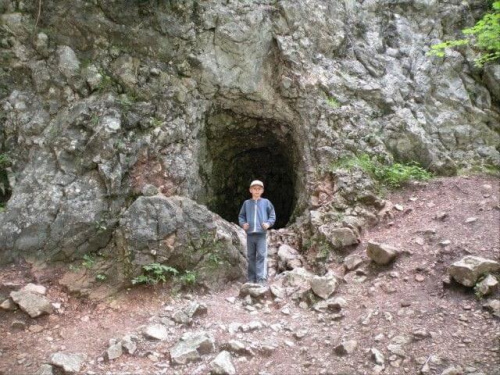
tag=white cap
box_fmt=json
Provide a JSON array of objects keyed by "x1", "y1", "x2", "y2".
[{"x1": 250, "y1": 180, "x2": 264, "y2": 188}]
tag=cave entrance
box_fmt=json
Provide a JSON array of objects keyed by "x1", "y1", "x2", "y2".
[
  {"x1": 200, "y1": 111, "x2": 298, "y2": 229},
  {"x1": 0, "y1": 158, "x2": 11, "y2": 210}
]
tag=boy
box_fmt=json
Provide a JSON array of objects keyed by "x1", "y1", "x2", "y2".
[{"x1": 238, "y1": 180, "x2": 276, "y2": 285}]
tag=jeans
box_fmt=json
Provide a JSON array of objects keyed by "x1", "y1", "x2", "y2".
[{"x1": 246, "y1": 233, "x2": 267, "y2": 283}]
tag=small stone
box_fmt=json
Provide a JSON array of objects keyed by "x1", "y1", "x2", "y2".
[
  {"x1": 334, "y1": 340, "x2": 357, "y2": 355},
  {"x1": 1, "y1": 298, "x2": 17, "y2": 311},
  {"x1": 464, "y1": 217, "x2": 477, "y2": 224},
  {"x1": 29, "y1": 324, "x2": 44, "y2": 333},
  {"x1": 475, "y1": 274, "x2": 498, "y2": 296},
  {"x1": 439, "y1": 240, "x2": 451, "y2": 247},
  {"x1": 366, "y1": 242, "x2": 399, "y2": 265},
  {"x1": 415, "y1": 274, "x2": 425, "y2": 282},
  {"x1": 50, "y1": 352, "x2": 86, "y2": 373},
  {"x1": 394, "y1": 204, "x2": 404, "y2": 211},
  {"x1": 435, "y1": 212, "x2": 448, "y2": 221},
  {"x1": 211, "y1": 351, "x2": 236, "y2": 375},
  {"x1": 281, "y1": 307, "x2": 290, "y2": 315},
  {"x1": 143, "y1": 324, "x2": 168, "y2": 341},
  {"x1": 370, "y1": 348, "x2": 385, "y2": 365}
]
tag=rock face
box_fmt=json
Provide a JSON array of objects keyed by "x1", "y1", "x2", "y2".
[
  {"x1": 448, "y1": 256, "x2": 500, "y2": 287},
  {"x1": 0, "y1": 0, "x2": 499, "y2": 281}
]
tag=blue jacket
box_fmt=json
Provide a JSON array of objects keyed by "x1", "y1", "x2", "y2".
[{"x1": 238, "y1": 198, "x2": 276, "y2": 234}]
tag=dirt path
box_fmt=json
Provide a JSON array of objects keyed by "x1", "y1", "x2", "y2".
[{"x1": 1, "y1": 175, "x2": 499, "y2": 375}]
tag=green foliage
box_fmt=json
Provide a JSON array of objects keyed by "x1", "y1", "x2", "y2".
[
  {"x1": 375, "y1": 162, "x2": 433, "y2": 188},
  {"x1": 333, "y1": 154, "x2": 433, "y2": 188},
  {"x1": 149, "y1": 117, "x2": 163, "y2": 128},
  {"x1": 96, "y1": 273, "x2": 107, "y2": 282},
  {"x1": 0, "y1": 154, "x2": 9, "y2": 168},
  {"x1": 326, "y1": 95, "x2": 340, "y2": 109},
  {"x1": 178, "y1": 270, "x2": 197, "y2": 285},
  {"x1": 0, "y1": 203, "x2": 5, "y2": 213},
  {"x1": 82, "y1": 254, "x2": 96, "y2": 269},
  {"x1": 132, "y1": 263, "x2": 179, "y2": 285},
  {"x1": 428, "y1": 1, "x2": 500, "y2": 66}
]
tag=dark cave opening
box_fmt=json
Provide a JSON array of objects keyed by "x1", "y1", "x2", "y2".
[{"x1": 200, "y1": 111, "x2": 297, "y2": 229}]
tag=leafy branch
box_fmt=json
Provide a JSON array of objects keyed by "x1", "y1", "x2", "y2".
[{"x1": 428, "y1": 1, "x2": 500, "y2": 67}]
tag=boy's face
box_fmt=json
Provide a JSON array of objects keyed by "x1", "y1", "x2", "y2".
[{"x1": 249, "y1": 185, "x2": 264, "y2": 199}]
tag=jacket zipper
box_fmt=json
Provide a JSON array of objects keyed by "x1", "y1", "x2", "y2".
[{"x1": 252, "y1": 200, "x2": 257, "y2": 232}]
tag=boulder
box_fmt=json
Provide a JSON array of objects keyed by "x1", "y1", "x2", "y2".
[
  {"x1": 310, "y1": 273, "x2": 339, "y2": 299},
  {"x1": 170, "y1": 331, "x2": 215, "y2": 365},
  {"x1": 115, "y1": 196, "x2": 247, "y2": 290},
  {"x1": 367, "y1": 242, "x2": 399, "y2": 265},
  {"x1": 448, "y1": 256, "x2": 500, "y2": 287},
  {"x1": 211, "y1": 351, "x2": 236, "y2": 375},
  {"x1": 10, "y1": 290, "x2": 53, "y2": 318}
]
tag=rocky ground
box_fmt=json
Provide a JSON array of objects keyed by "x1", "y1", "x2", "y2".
[{"x1": 0, "y1": 175, "x2": 499, "y2": 375}]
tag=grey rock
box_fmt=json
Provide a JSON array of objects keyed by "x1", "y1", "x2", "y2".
[
  {"x1": 367, "y1": 242, "x2": 399, "y2": 265},
  {"x1": 310, "y1": 273, "x2": 339, "y2": 299},
  {"x1": 482, "y1": 299, "x2": 500, "y2": 318},
  {"x1": 172, "y1": 302, "x2": 208, "y2": 325},
  {"x1": 441, "y1": 366, "x2": 463, "y2": 375},
  {"x1": 269, "y1": 285, "x2": 285, "y2": 299},
  {"x1": 37, "y1": 364, "x2": 54, "y2": 375},
  {"x1": 344, "y1": 254, "x2": 364, "y2": 271},
  {"x1": 106, "y1": 341, "x2": 123, "y2": 361},
  {"x1": 318, "y1": 225, "x2": 360, "y2": 249},
  {"x1": 239, "y1": 283, "x2": 268, "y2": 299},
  {"x1": 82, "y1": 64, "x2": 103, "y2": 92},
  {"x1": 22, "y1": 283, "x2": 47, "y2": 295},
  {"x1": 57, "y1": 46, "x2": 80, "y2": 79},
  {"x1": 370, "y1": 348, "x2": 385, "y2": 365},
  {"x1": 121, "y1": 335, "x2": 137, "y2": 355},
  {"x1": 277, "y1": 244, "x2": 303, "y2": 270},
  {"x1": 483, "y1": 64, "x2": 500, "y2": 100},
  {"x1": 313, "y1": 297, "x2": 347, "y2": 313},
  {"x1": 475, "y1": 274, "x2": 498, "y2": 296},
  {"x1": 141, "y1": 184, "x2": 158, "y2": 196},
  {"x1": 117, "y1": 196, "x2": 246, "y2": 291},
  {"x1": 211, "y1": 351, "x2": 236, "y2": 375},
  {"x1": 143, "y1": 324, "x2": 168, "y2": 341},
  {"x1": 1, "y1": 298, "x2": 17, "y2": 311},
  {"x1": 10, "y1": 290, "x2": 53, "y2": 318},
  {"x1": 222, "y1": 340, "x2": 254, "y2": 357},
  {"x1": 334, "y1": 340, "x2": 357, "y2": 355},
  {"x1": 283, "y1": 267, "x2": 314, "y2": 288},
  {"x1": 170, "y1": 331, "x2": 215, "y2": 365},
  {"x1": 448, "y1": 256, "x2": 500, "y2": 287},
  {"x1": 50, "y1": 352, "x2": 86, "y2": 373}
]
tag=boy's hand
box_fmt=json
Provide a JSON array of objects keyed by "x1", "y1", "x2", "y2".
[
  {"x1": 262, "y1": 223, "x2": 270, "y2": 230},
  {"x1": 242, "y1": 223, "x2": 249, "y2": 230}
]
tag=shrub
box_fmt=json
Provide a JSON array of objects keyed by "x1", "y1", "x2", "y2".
[
  {"x1": 333, "y1": 154, "x2": 432, "y2": 188},
  {"x1": 132, "y1": 263, "x2": 179, "y2": 285},
  {"x1": 428, "y1": 1, "x2": 500, "y2": 67}
]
